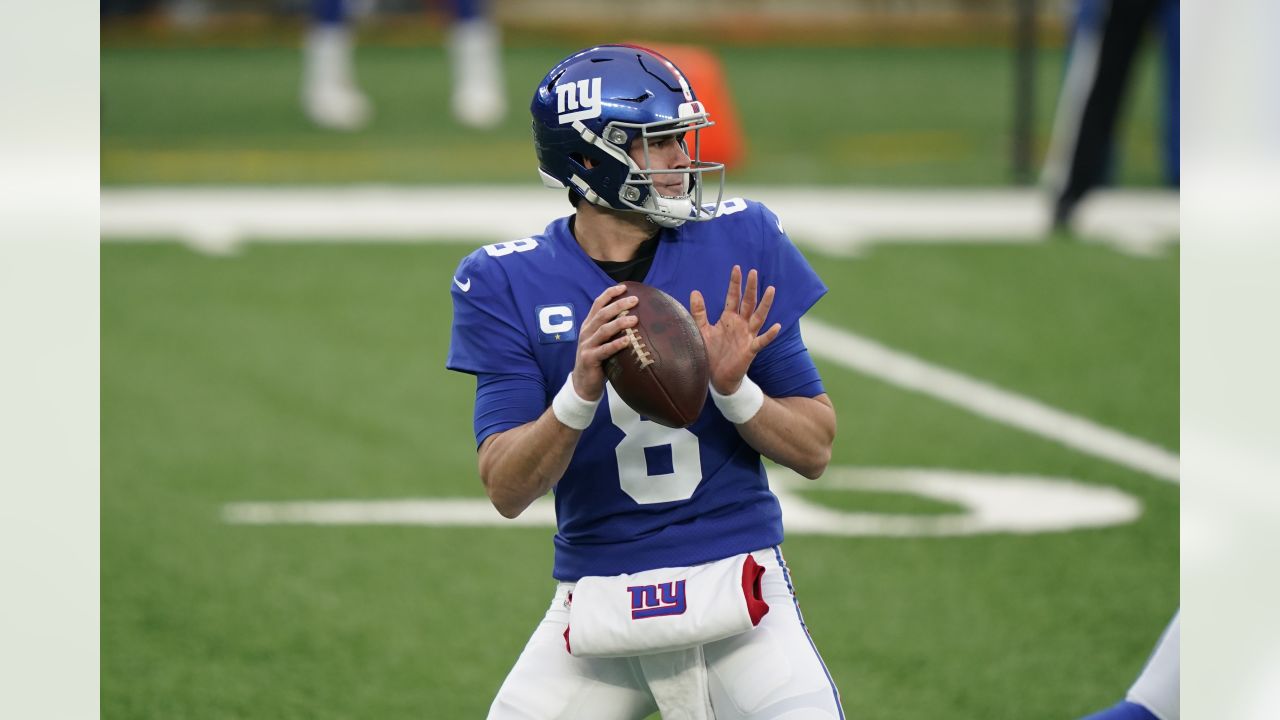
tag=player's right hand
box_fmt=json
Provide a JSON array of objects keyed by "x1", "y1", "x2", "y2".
[{"x1": 572, "y1": 284, "x2": 639, "y2": 402}]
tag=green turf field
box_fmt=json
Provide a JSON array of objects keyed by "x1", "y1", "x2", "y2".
[
  {"x1": 102, "y1": 237, "x2": 1177, "y2": 719},
  {"x1": 102, "y1": 29, "x2": 1177, "y2": 720},
  {"x1": 101, "y1": 43, "x2": 1168, "y2": 187}
]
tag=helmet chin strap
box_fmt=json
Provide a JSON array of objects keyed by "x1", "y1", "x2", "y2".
[
  {"x1": 647, "y1": 193, "x2": 693, "y2": 228},
  {"x1": 645, "y1": 172, "x2": 694, "y2": 228}
]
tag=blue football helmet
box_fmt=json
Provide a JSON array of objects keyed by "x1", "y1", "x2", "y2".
[{"x1": 531, "y1": 44, "x2": 725, "y2": 228}]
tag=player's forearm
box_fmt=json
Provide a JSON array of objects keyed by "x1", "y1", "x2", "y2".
[
  {"x1": 477, "y1": 412, "x2": 580, "y2": 518},
  {"x1": 734, "y1": 394, "x2": 835, "y2": 479}
]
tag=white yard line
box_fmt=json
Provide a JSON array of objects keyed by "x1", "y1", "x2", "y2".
[
  {"x1": 100, "y1": 186, "x2": 1179, "y2": 257},
  {"x1": 801, "y1": 318, "x2": 1180, "y2": 482},
  {"x1": 99, "y1": 186, "x2": 564, "y2": 255},
  {"x1": 223, "y1": 466, "x2": 1143, "y2": 536},
  {"x1": 223, "y1": 497, "x2": 557, "y2": 527}
]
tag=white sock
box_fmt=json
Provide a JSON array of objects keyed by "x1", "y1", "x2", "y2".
[
  {"x1": 447, "y1": 18, "x2": 506, "y2": 129},
  {"x1": 302, "y1": 25, "x2": 371, "y2": 131}
]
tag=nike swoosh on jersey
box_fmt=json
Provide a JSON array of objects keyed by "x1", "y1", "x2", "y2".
[{"x1": 454, "y1": 277, "x2": 472, "y2": 292}]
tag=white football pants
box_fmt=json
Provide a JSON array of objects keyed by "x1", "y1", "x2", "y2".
[
  {"x1": 1126, "y1": 610, "x2": 1179, "y2": 720},
  {"x1": 487, "y1": 547, "x2": 845, "y2": 720}
]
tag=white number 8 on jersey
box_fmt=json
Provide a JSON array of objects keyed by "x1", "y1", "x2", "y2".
[{"x1": 606, "y1": 383, "x2": 703, "y2": 504}]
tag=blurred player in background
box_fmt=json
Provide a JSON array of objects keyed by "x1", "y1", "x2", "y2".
[
  {"x1": 1042, "y1": 0, "x2": 1180, "y2": 231},
  {"x1": 303, "y1": 0, "x2": 505, "y2": 130},
  {"x1": 1080, "y1": 610, "x2": 1180, "y2": 720},
  {"x1": 447, "y1": 45, "x2": 842, "y2": 719}
]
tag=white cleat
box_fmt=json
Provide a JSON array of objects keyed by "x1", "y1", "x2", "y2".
[
  {"x1": 302, "y1": 25, "x2": 372, "y2": 131},
  {"x1": 303, "y1": 82, "x2": 371, "y2": 132},
  {"x1": 448, "y1": 19, "x2": 506, "y2": 129},
  {"x1": 452, "y1": 83, "x2": 505, "y2": 130}
]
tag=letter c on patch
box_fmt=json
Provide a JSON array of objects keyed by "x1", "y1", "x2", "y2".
[{"x1": 538, "y1": 305, "x2": 574, "y2": 335}]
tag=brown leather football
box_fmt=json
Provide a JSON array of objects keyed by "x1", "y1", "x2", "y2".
[{"x1": 603, "y1": 281, "x2": 709, "y2": 428}]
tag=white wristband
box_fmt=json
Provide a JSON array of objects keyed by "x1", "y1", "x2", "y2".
[
  {"x1": 551, "y1": 373, "x2": 601, "y2": 430},
  {"x1": 710, "y1": 376, "x2": 765, "y2": 424}
]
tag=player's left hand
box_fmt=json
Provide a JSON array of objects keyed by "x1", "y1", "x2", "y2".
[{"x1": 690, "y1": 265, "x2": 782, "y2": 395}]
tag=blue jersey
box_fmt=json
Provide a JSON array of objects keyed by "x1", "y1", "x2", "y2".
[{"x1": 446, "y1": 199, "x2": 828, "y2": 581}]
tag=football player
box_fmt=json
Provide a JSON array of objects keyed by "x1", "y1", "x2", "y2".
[
  {"x1": 302, "y1": 0, "x2": 505, "y2": 131},
  {"x1": 1042, "y1": 0, "x2": 1179, "y2": 230},
  {"x1": 447, "y1": 45, "x2": 842, "y2": 719},
  {"x1": 1080, "y1": 610, "x2": 1180, "y2": 720}
]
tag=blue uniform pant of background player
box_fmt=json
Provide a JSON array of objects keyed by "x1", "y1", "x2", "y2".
[
  {"x1": 311, "y1": 0, "x2": 486, "y2": 24},
  {"x1": 1158, "y1": 0, "x2": 1179, "y2": 186},
  {"x1": 311, "y1": 0, "x2": 344, "y2": 25},
  {"x1": 448, "y1": 0, "x2": 485, "y2": 22}
]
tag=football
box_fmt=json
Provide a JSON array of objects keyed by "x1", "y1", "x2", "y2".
[{"x1": 603, "y1": 281, "x2": 709, "y2": 428}]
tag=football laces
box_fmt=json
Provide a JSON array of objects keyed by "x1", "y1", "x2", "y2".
[{"x1": 617, "y1": 311, "x2": 655, "y2": 370}]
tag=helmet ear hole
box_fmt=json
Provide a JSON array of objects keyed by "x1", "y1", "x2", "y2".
[{"x1": 572, "y1": 152, "x2": 604, "y2": 171}]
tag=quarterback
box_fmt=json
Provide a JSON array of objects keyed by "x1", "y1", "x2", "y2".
[{"x1": 447, "y1": 45, "x2": 843, "y2": 719}]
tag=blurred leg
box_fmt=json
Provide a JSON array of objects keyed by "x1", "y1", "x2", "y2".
[
  {"x1": 1158, "y1": 0, "x2": 1180, "y2": 187},
  {"x1": 446, "y1": 0, "x2": 507, "y2": 129},
  {"x1": 1125, "y1": 611, "x2": 1179, "y2": 720},
  {"x1": 1042, "y1": 0, "x2": 1158, "y2": 229},
  {"x1": 302, "y1": 0, "x2": 372, "y2": 131},
  {"x1": 1079, "y1": 611, "x2": 1179, "y2": 720}
]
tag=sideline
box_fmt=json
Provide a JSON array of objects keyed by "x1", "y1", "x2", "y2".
[{"x1": 100, "y1": 186, "x2": 1179, "y2": 257}]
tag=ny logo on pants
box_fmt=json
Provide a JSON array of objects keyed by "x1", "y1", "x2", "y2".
[{"x1": 627, "y1": 580, "x2": 687, "y2": 619}]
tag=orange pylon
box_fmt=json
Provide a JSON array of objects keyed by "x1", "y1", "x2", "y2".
[{"x1": 631, "y1": 42, "x2": 747, "y2": 170}]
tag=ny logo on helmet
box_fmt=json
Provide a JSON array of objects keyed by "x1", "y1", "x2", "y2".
[{"x1": 556, "y1": 77, "x2": 602, "y2": 124}]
